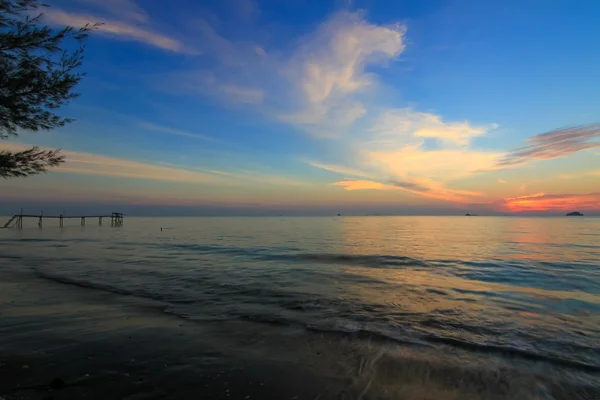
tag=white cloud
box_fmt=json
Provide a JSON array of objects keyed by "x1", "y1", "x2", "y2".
[
  {"x1": 368, "y1": 109, "x2": 495, "y2": 148},
  {"x1": 282, "y1": 11, "x2": 406, "y2": 136},
  {"x1": 44, "y1": 9, "x2": 193, "y2": 53},
  {"x1": 138, "y1": 122, "x2": 219, "y2": 142},
  {"x1": 138, "y1": 10, "x2": 504, "y2": 204}
]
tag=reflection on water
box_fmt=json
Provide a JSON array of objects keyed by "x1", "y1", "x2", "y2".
[{"x1": 1, "y1": 216, "x2": 599, "y2": 396}]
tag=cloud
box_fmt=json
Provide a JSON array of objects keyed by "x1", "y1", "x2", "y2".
[
  {"x1": 498, "y1": 179, "x2": 507, "y2": 184},
  {"x1": 1, "y1": 143, "x2": 308, "y2": 187},
  {"x1": 332, "y1": 177, "x2": 483, "y2": 203},
  {"x1": 44, "y1": 9, "x2": 191, "y2": 53},
  {"x1": 254, "y1": 46, "x2": 267, "y2": 57},
  {"x1": 282, "y1": 11, "x2": 406, "y2": 136},
  {"x1": 229, "y1": 0, "x2": 260, "y2": 22},
  {"x1": 305, "y1": 160, "x2": 377, "y2": 179},
  {"x1": 78, "y1": 0, "x2": 149, "y2": 23},
  {"x1": 219, "y1": 85, "x2": 264, "y2": 104},
  {"x1": 368, "y1": 109, "x2": 496, "y2": 148},
  {"x1": 499, "y1": 192, "x2": 600, "y2": 212},
  {"x1": 332, "y1": 179, "x2": 396, "y2": 191},
  {"x1": 365, "y1": 146, "x2": 501, "y2": 182},
  {"x1": 393, "y1": 178, "x2": 483, "y2": 202},
  {"x1": 139, "y1": 122, "x2": 218, "y2": 142},
  {"x1": 497, "y1": 124, "x2": 600, "y2": 167},
  {"x1": 2, "y1": 143, "x2": 215, "y2": 183},
  {"x1": 390, "y1": 180, "x2": 431, "y2": 192},
  {"x1": 168, "y1": 71, "x2": 264, "y2": 105}
]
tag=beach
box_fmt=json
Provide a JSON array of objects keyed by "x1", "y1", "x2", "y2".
[{"x1": 1, "y1": 216, "x2": 599, "y2": 399}]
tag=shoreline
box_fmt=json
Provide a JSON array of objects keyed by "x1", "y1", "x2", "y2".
[{"x1": 1, "y1": 268, "x2": 599, "y2": 399}]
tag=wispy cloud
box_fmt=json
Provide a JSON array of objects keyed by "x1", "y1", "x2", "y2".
[
  {"x1": 332, "y1": 178, "x2": 483, "y2": 203},
  {"x1": 78, "y1": 0, "x2": 149, "y2": 23},
  {"x1": 138, "y1": 122, "x2": 218, "y2": 142},
  {"x1": 43, "y1": 7, "x2": 193, "y2": 53},
  {"x1": 2, "y1": 143, "x2": 308, "y2": 187},
  {"x1": 219, "y1": 85, "x2": 264, "y2": 105},
  {"x1": 390, "y1": 180, "x2": 431, "y2": 192},
  {"x1": 497, "y1": 124, "x2": 600, "y2": 167},
  {"x1": 282, "y1": 11, "x2": 406, "y2": 137},
  {"x1": 305, "y1": 160, "x2": 377, "y2": 179},
  {"x1": 130, "y1": 8, "x2": 599, "y2": 209},
  {"x1": 229, "y1": 0, "x2": 260, "y2": 22},
  {"x1": 2, "y1": 143, "x2": 215, "y2": 183},
  {"x1": 332, "y1": 179, "x2": 396, "y2": 191},
  {"x1": 167, "y1": 71, "x2": 264, "y2": 105}
]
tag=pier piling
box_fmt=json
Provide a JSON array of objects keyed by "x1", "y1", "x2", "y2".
[{"x1": 2, "y1": 212, "x2": 124, "y2": 229}]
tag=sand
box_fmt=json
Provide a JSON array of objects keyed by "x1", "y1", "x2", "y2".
[
  {"x1": 1, "y1": 267, "x2": 598, "y2": 400},
  {"x1": 0, "y1": 269, "x2": 344, "y2": 400}
]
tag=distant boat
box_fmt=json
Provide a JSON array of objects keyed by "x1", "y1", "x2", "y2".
[
  {"x1": 566, "y1": 211, "x2": 584, "y2": 216},
  {"x1": 465, "y1": 213, "x2": 478, "y2": 216}
]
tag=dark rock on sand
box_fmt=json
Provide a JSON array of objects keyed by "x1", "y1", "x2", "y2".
[{"x1": 49, "y1": 377, "x2": 66, "y2": 390}]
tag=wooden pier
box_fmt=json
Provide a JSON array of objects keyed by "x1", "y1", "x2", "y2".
[{"x1": 2, "y1": 212, "x2": 124, "y2": 228}]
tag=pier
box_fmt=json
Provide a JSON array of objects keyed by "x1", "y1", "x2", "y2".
[{"x1": 3, "y1": 212, "x2": 124, "y2": 228}]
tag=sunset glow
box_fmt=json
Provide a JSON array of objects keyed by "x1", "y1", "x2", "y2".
[{"x1": 2, "y1": 0, "x2": 599, "y2": 215}]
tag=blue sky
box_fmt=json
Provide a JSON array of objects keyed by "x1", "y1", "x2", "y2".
[{"x1": 2, "y1": 0, "x2": 600, "y2": 215}]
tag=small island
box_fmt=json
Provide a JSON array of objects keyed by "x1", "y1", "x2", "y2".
[{"x1": 566, "y1": 211, "x2": 584, "y2": 216}]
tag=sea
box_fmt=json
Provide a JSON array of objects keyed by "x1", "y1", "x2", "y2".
[{"x1": 1, "y1": 216, "x2": 599, "y2": 398}]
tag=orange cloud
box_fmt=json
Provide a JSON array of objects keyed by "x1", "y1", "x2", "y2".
[
  {"x1": 500, "y1": 192, "x2": 600, "y2": 212},
  {"x1": 332, "y1": 179, "x2": 395, "y2": 191},
  {"x1": 332, "y1": 178, "x2": 483, "y2": 203}
]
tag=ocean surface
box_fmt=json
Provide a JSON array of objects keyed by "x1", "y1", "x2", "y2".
[{"x1": 1, "y1": 216, "x2": 599, "y2": 397}]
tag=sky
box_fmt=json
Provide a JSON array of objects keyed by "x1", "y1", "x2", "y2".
[{"x1": 2, "y1": 0, "x2": 600, "y2": 216}]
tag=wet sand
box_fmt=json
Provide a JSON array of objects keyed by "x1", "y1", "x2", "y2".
[
  {"x1": 1, "y1": 268, "x2": 599, "y2": 400},
  {"x1": 0, "y1": 270, "x2": 341, "y2": 400}
]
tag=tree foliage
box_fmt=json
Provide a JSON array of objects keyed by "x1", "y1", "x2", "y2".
[{"x1": 0, "y1": 0, "x2": 95, "y2": 178}]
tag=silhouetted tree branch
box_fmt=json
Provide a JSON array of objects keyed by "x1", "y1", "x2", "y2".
[
  {"x1": 0, "y1": 146, "x2": 63, "y2": 177},
  {"x1": 0, "y1": 0, "x2": 97, "y2": 178}
]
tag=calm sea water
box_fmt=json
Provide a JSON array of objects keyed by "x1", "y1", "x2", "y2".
[{"x1": 1, "y1": 216, "x2": 599, "y2": 392}]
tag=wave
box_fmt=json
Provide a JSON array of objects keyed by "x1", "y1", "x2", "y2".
[
  {"x1": 236, "y1": 313, "x2": 600, "y2": 373},
  {"x1": 263, "y1": 253, "x2": 427, "y2": 268},
  {"x1": 33, "y1": 267, "x2": 600, "y2": 373},
  {"x1": 33, "y1": 269, "x2": 197, "y2": 304},
  {"x1": 157, "y1": 242, "x2": 427, "y2": 269},
  {"x1": 424, "y1": 335, "x2": 600, "y2": 373}
]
